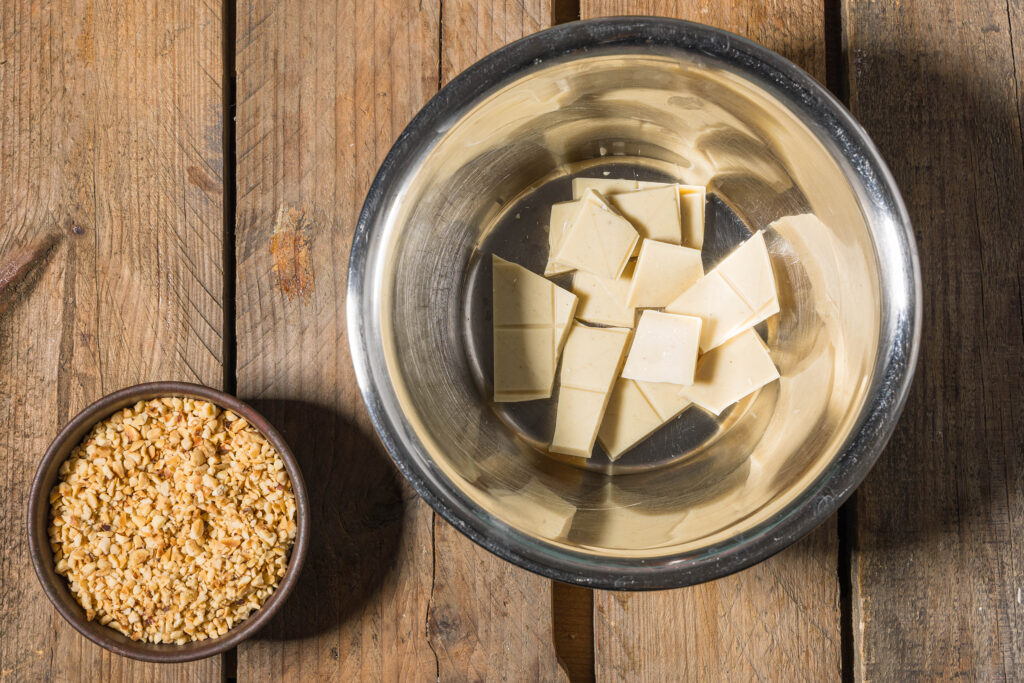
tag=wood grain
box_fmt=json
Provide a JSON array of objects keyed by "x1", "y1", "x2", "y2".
[
  {"x1": 234, "y1": 0, "x2": 566, "y2": 678},
  {"x1": 233, "y1": 0, "x2": 566, "y2": 677},
  {"x1": 579, "y1": 2, "x2": 840, "y2": 681},
  {"x1": 232, "y1": 0, "x2": 441, "y2": 679},
  {"x1": 845, "y1": 0, "x2": 1024, "y2": 678},
  {"x1": 0, "y1": 0, "x2": 224, "y2": 680},
  {"x1": 581, "y1": 0, "x2": 826, "y2": 82},
  {"x1": 441, "y1": 0, "x2": 553, "y2": 84},
  {"x1": 428, "y1": 1, "x2": 568, "y2": 681}
]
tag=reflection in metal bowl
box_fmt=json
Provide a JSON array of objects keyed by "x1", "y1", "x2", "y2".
[{"x1": 348, "y1": 18, "x2": 919, "y2": 589}]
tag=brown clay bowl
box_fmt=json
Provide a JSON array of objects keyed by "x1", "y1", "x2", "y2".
[{"x1": 27, "y1": 382, "x2": 310, "y2": 662}]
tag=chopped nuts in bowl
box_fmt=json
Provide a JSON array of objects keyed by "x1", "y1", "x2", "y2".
[{"x1": 29, "y1": 383, "x2": 310, "y2": 662}]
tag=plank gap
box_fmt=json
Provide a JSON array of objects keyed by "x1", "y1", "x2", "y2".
[
  {"x1": 426, "y1": 516, "x2": 441, "y2": 679},
  {"x1": 823, "y1": 0, "x2": 850, "y2": 103},
  {"x1": 221, "y1": 646, "x2": 238, "y2": 683},
  {"x1": 221, "y1": 0, "x2": 238, "y2": 676},
  {"x1": 824, "y1": 3, "x2": 855, "y2": 681},
  {"x1": 552, "y1": 582, "x2": 595, "y2": 683},
  {"x1": 222, "y1": 0, "x2": 238, "y2": 398},
  {"x1": 553, "y1": 0, "x2": 581, "y2": 25},
  {"x1": 546, "y1": 8, "x2": 588, "y2": 681},
  {"x1": 437, "y1": 0, "x2": 445, "y2": 90},
  {"x1": 838, "y1": 496, "x2": 857, "y2": 683}
]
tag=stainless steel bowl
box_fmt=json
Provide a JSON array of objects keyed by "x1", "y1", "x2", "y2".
[{"x1": 348, "y1": 18, "x2": 920, "y2": 589}]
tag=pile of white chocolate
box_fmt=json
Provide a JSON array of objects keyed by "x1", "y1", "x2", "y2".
[{"x1": 492, "y1": 176, "x2": 780, "y2": 461}]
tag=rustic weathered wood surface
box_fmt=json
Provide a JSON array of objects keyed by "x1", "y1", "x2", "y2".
[
  {"x1": 579, "y1": 2, "x2": 841, "y2": 681},
  {"x1": 429, "y1": 5, "x2": 568, "y2": 680},
  {"x1": 1, "y1": 0, "x2": 1022, "y2": 680},
  {"x1": 232, "y1": 0, "x2": 440, "y2": 679},
  {"x1": 233, "y1": 0, "x2": 563, "y2": 680},
  {"x1": 846, "y1": 0, "x2": 1024, "y2": 679},
  {"x1": 0, "y1": 1, "x2": 225, "y2": 681}
]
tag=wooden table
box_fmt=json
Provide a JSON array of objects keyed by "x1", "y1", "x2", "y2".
[{"x1": 1, "y1": 0, "x2": 1021, "y2": 680}]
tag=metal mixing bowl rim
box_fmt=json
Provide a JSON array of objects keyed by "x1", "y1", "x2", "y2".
[{"x1": 347, "y1": 16, "x2": 921, "y2": 590}]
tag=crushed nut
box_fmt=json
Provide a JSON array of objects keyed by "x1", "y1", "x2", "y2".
[{"x1": 49, "y1": 397, "x2": 297, "y2": 645}]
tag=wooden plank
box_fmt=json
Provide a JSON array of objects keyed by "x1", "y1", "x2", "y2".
[
  {"x1": 441, "y1": 0, "x2": 553, "y2": 85},
  {"x1": 235, "y1": 0, "x2": 567, "y2": 678},
  {"x1": 0, "y1": 0, "x2": 224, "y2": 680},
  {"x1": 846, "y1": 0, "x2": 1024, "y2": 678},
  {"x1": 232, "y1": 1, "x2": 442, "y2": 680},
  {"x1": 427, "y1": 1, "x2": 567, "y2": 681},
  {"x1": 581, "y1": 0, "x2": 827, "y2": 81},
  {"x1": 578, "y1": 2, "x2": 840, "y2": 681}
]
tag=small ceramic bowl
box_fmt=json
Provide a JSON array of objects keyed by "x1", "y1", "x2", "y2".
[{"x1": 28, "y1": 382, "x2": 310, "y2": 662}]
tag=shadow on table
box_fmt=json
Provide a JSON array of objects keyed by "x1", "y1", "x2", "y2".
[
  {"x1": 245, "y1": 398, "x2": 404, "y2": 641},
  {"x1": 846, "y1": 41, "x2": 1024, "y2": 557}
]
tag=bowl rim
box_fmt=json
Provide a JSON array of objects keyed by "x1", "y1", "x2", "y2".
[
  {"x1": 347, "y1": 16, "x2": 921, "y2": 590},
  {"x1": 27, "y1": 381, "x2": 311, "y2": 662}
]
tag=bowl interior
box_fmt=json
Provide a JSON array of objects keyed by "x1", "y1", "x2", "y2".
[
  {"x1": 357, "y1": 27, "x2": 911, "y2": 572},
  {"x1": 29, "y1": 383, "x2": 308, "y2": 662}
]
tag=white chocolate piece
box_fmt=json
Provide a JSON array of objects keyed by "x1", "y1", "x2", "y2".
[
  {"x1": 621, "y1": 310, "x2": 702, "y2": 385},
  {"x1": 678, "y1": 185, "x2": 706, "y2": 249},
  {"x1": 716, "y1": 231, "x2": 779, "y2": 325},
  {"x1": 571, "y1": 177, "x2": 668, "y2": 199},
  {"x1": 665, "y1": 271, "x2": 754, "y2": 352},
  {"x1": 492, "y1": 254, "x2": 575, "y2": 328},
  {"x1": 626, "y1": 239, "x2": 704, "y2": 309},
  {"x1": 571, "y1": 262, "x2": 636, "y2": 327},
  {"x1": 598, "y1": 378, "x2": 692, "y2": 460},
  {"x1": 492, "y1": 330, "x2": 556, "y2": 401},
  {"x1": 638, "y1": 378, "x2": 696, "y2": 418},
  {"x1": 492, "y1": 255, "x2": 577, "y2": 401},
  {"x1": 544, "y1": 199, "x2": 579, "y2": 276},
  {"x1": 605, "y1": 186, "x2": 683, "y2": 248},
  {"x1": 553, "y1": 189, "x2": 639, "y2": 280},
  {"x1": 550, "y1": 323, "x2": 631, "y2": 457},
  {"x1": 680, "y1": 329, "x2": 779, "y2": 415},
  {"x1": 664, "y1": 231, "x2": 778, "y2": 351}
]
